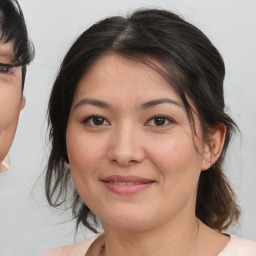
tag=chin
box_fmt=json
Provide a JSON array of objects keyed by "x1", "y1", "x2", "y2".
[
  {"x1": 99, "y1": 206, "x2": 153, "y2": 230},
  {"x1": 104, "y1": 217, "x2": 150, "y2": 231}
]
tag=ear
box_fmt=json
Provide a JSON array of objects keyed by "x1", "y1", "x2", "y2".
[
  {"x1": 201, "y1": 123, "x2": 226, "y2": 171},
  {"x1": 20, "y1": 96, "x2": 26, "y2": 111}
]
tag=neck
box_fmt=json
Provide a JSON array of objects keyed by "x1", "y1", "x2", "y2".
[{"x1": 101, "y1": 216, "x2": 199, "y2": 256}]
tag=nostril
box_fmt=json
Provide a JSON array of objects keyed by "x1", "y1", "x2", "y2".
[{"x1": 110, "y1": 158, "x2": 138, "y2": 167}]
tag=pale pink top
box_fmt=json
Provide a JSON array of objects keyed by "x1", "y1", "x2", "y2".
[
  {"x1": 0, "y1": 155, "x2": 10, "y2": 175},
  {"x1": 41, "y1": 234, "x2": 256, "y2": 256}
]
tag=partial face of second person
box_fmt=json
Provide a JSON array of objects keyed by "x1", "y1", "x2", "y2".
[
  {"x1": 0, "y1": 40, "x2": 25, "y2": 160},
  {"x1": 66, "y1": 53, "x2": 217, "y2": 231}
]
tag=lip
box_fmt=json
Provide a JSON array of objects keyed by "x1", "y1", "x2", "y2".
[{"x1": 101, "y1": 175, "x2": 155, "y2": 195}]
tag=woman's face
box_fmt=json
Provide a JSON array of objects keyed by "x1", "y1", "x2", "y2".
[
  {"x1": 0, "y1": 41, "x2": 25, "y2": 161},
  {"x1": 66, "y1": 53, "x2": 211, "y2": 230}
]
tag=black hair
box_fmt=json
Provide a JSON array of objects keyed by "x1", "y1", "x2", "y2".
[
  {"x1": 46, "y1": 8, "x2": 240, "y2": 233},
  {"x1": 0, "y1": 0, "x2": 34, "y2": 90}
]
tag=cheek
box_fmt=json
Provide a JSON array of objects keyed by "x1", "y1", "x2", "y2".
[
  {"x1": 66, "y1": 129, "x2": 108, "y2": 212},
  {"x1": 0, "y1": 88, "x2": 22, "y2": 159},
  {"x1": 66, "y1": 128, "x2": 107, "y2": 180},
  {"x1": 0, "y1": 89, "x2": 21, "y2": 129},
  {"x1": 148, "y1": 134, "x2": 202, "y2": 185},
  {"x1": 147, "y1": 136, "x2": 202, "y2": 216}
]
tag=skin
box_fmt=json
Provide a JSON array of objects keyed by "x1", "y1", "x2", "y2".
[
  {"x1": 0, "y1": 40, "x2": 25, "y2": 161},
  {"x1": 66, "y1": 53, "x2": 229, "y2": 256}
]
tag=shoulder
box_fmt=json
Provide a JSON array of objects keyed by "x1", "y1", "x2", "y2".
[
  {"x1": 219, "y1": 235, "x2": 256, "y2": 256},
  {"x1": 41, "y1": 234, "x2": 100, "y2": 256}
]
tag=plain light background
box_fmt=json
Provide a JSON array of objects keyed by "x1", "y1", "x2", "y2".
[{"x1": 0, "y1": 0, "x2": 255, "y2": 255}]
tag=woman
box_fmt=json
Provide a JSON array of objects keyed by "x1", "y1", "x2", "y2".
[
  {"x1": 42, "y1": 9, "x2": 256, "y2": 256},
  {"x1": 0, "y1": 0, "x2": 34, "y2": 174}
]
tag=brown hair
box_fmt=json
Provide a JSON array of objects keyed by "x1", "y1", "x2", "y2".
[
  {"x1": 45, "y1": 8, "x2": 240, "y2": 233},
  {"x1": 0, "y1": 0, "x2": 34, "y2": 89}
]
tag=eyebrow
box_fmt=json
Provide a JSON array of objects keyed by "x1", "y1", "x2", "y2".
[
  {"x1": 140, "y1": 98, "x2": 182, "y2": 110},
  {"x1": 74, "y1": 98, "x2": 111, "y2": 109},
  {"x1": 74, "y1": 97, "x2": 182, "y2": 110}
]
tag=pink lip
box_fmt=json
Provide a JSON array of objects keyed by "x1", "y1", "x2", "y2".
[{"x1": 101, "y1": 175, "x2": 155, "y2": 195}]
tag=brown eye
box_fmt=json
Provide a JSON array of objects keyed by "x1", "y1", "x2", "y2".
[
  {"x1": 0, "y1": 64, "x2": 13, "y2": 74},
  {"x1": 82, "y1": 115, "x2": 110, "y2": 126},
  {"x1": 146, "y1": 115, "x2": 173, "y2": 127},
  {"x1": 153, "y1": 117, "x2": 166, "y2": 126},
  {"x1": 92, "y1": 116, "x2": 105, "y2": 125}
]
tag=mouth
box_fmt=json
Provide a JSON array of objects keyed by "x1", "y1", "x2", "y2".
[
  {"x1": 104, "y1": 181, "x2": 147, "y2": 185},
  {"x1": 101, "y1": 175, "x2": 155, "y2": 195}
]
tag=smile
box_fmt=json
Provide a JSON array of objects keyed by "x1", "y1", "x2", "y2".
[
  {"x1": 101, "y1": 175, "x2": 155, "y2": 195},
  {"x1": 107, "y1": 181, "x2": 144, "y2": 185}
]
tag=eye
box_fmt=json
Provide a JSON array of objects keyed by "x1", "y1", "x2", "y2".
[
  {"x1": 0, "y1": 63, "x2": 14, "y2": 74},
  {"x1": 146, "y1": 115, "x2": 174, "y2": 127},
  {"x1": 82, "y1": 115, "x2": 110, "y2": 126}
]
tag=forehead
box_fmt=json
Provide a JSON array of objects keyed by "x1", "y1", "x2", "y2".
[
  {"x1": 77, "y1": 53, "x2": 178, "y2": 97},
  {"x1": 0, "y1": 40, "x2": 15, "y2": 63}
]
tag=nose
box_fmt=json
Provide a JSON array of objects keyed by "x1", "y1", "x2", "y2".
[{"x1": 107, "y1": 124, "x2": 145, "y2": 167}]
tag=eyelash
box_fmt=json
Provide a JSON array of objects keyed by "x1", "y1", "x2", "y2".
[
  {"x1": 82, "y1": 115, "x2": 110, "y2": 126},
  {"x1": 0, "y1": 63, "x2": 15, "y2": 75},
  {"x1": 145, "y1": 115, "x2": 174, "y2": 127},
  {"x1": 81, "y1": 115, "x2": 174, "y2": 127}
]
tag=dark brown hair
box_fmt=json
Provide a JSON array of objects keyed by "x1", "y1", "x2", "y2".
[
  {"x1": 0, "y1": 0, "x2": 34, "y2": 89},
  {"x1": 46, "y1": 8, "x2": 240, "y2": 233}
]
